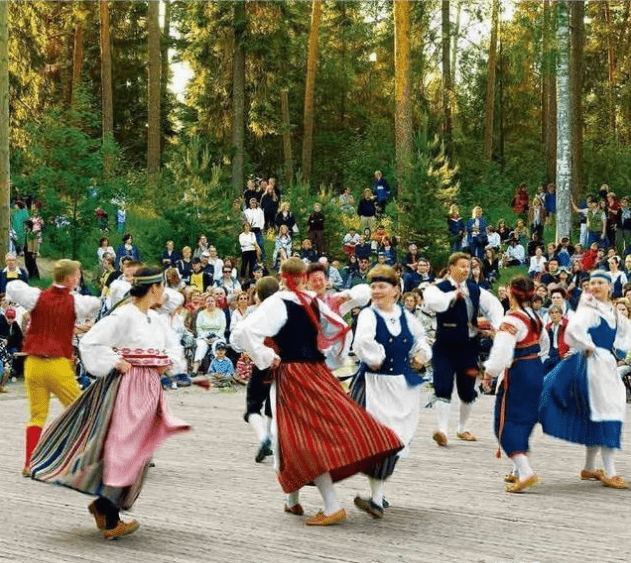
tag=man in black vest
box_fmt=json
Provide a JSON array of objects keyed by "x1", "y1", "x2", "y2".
[{"x1": 424, "y1": 252, "x2": 504, "y2": 446}]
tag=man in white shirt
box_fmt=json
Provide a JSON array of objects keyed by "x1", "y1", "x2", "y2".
[{"x1": 503, "y1": 238, "x2": 526, "y2": 267}]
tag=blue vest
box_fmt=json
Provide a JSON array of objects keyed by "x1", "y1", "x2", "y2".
[
  {"x1": 435, "y1": 279, "x2": 480, "y2": 344},
  {"x1": 367, "y1": 306, "x2": 425, "y2": 387}
]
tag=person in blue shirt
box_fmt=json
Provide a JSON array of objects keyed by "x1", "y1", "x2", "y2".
[
  {"x1": 372, "y1": 170, "x2": 391, "y2": 215},
  {"x1": 208, "y1": 341, "x2": 235, "y2": 387}
]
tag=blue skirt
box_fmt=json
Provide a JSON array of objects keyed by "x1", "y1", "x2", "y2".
[
  {"x1": 539, "y1": 353, "x2": 622, "y2": 448},
  {"x1": 494, "y1": 357, "x2": 544, "y2": 456}
]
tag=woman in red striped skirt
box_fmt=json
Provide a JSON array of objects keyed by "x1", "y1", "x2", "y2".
[{"x1": 231, "y1": 257, "x2": 403, "y2": 526}]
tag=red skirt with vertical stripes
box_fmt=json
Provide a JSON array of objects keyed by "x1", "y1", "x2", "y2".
[{"x1": 275, "y1": 361, "x2": 404, "y2": 493}]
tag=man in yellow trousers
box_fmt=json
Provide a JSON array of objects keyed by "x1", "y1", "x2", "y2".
[{"x1": 6, "y1": 259, "x2": 101, "y2": 475}]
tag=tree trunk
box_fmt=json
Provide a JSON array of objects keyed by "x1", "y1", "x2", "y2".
[
  {"x1": 71, "y1": 22, "x2": 84, "y2": 107},
  {"x1": 99, "y1": 1, "x2": 113, "y2": 140},
  {"x1": 602, "y1": 1, "x2": 617, "y2": 142},
  {"x1": 394, "y1": 0, "x2": 412, "y2": 201},
  {"x1": 542, "y1": 0, "x2": 557, "y2": 184},
  {"x1": 231, "y1": 1, "x2": 246, "y2": 195},
  {"x1": 0, "y1": 1, "x2": 9, "y2": 254},
  {"x1": 301, "y1": 0, "x2": 322, "y2": 185},
  {"x1": 147, "y1": 0, "x2": 161, "y2": 179},
  {"x1": 160, "y1": 0, "x2": 171, "y2": 155},
  {"x1": 556, "y1": 0, "x2": 571, "y2": 241},
  {"x1": 569, "y1": 0, "x2": 584, "y2": 194},
  {"x1": 451, "y1": 1, "x2": 461, "y2": 82},
  {"x1": 483, "y1": 0, "x2": 499, "y2": 161},
  {"x1": 441, "y1": 1, "x2": 452, "y2": 149},
  {"x1": 281, "y1": 88, "x2": 294, "y2": 188}
]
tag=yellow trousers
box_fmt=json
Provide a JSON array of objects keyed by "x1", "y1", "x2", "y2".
[{"x1": 25, "y1": 356, "x2": 80, "y2": 427}]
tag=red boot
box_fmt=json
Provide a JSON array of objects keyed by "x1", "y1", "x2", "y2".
[{"x1": 23, "y1": 425, "x2": 42, "y2": 476}]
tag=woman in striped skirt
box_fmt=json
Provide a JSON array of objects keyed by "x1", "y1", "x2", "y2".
[{"x1": 231, "y1": 257, "x2": 403, "y2": 526}]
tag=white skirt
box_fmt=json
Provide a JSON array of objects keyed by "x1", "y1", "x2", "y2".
[{"x1": 365, "y1": 373, "x2": 421, "y2": 459}]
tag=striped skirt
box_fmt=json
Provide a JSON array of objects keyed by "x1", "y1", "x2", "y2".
[
  {"x1": 30, "y1": 349, "x2": 190, "y2": 509},
  {"x1": 275, "y1": 361, "x2": 403, "y2": 493}
]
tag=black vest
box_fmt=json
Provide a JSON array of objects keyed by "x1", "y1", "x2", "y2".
[
  {"x1": 272, "y1": 299, "x2": 325, "y2": 363},
  {"x1": 435, "y1": 279, "x2": 480, "y2": 344}
]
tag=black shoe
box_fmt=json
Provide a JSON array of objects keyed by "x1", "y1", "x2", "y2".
[
  {"x1": 353, "y1": 496, "x2": 384, "y2": 519},
  {"x1": 382, "y1": 497, "x2": 390, "y2": 509},
  {"x1": 255, "y1": 438, "x2": 272, "y2": 463}
]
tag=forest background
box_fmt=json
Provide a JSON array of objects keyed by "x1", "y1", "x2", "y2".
[{"x1": 2, "y1": 0, "x2": 631, "y2": 270}]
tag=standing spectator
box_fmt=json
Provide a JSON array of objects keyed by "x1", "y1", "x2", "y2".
[
  {"x1": 238, "y1": 222, "x2": 259, "y2": 280},
  {"x1": 466, "y1": 206, "x2": 488, "y2": 259},
  {"x1": 372, "y1": 170, "x2": 391, "y2": 215},
  {"x1": 0, "y1": 253, "x2": 28, "y2": 295},
  {"x1": 617, "y1": 196, "x2": 631, "y2": 253},
  {"x1": 161, "y1": 240, "x2": 180, "y2": 269},
  {"x1": 97, "y1": 237, "x2": 115, "y2": 266},
  {"x1": 447, "y1": 204, "x2": 465, "y2": 251},
  {"x1": 338, "y1": 187, "x2": 355, "y2": 213},
  {"x1": 23, "y1": 220, "x2": 40, "y2": 280},
  {"x1": 244, "y1": 198, "x2": 266, "y2": 261},
  {"x1": 511, "y1": 183, "x2": 530, "y2": 214},
  {"x1": 114, "y1": 233, "x2": 141, "y2": 268},
  {"x1": 307, "y1": 203, "x2": 325, "y2": 256},
  {"x1": 299, "y1": 238, "x2": 319, "y2": 263},
  {"x1": 11, "y1": 201, "x2": 29, "y2": 255},
  {"x1": 528, "y1": 196, "x2": 546, "y2": 239},
  {"x1": 115, "y1": 203, "x2": 126, "y2": 233},
  {"x1": 609, "y1": 256, "x2": 627, "y2": 299},
  {"x1": 176, "y1": 246, "x2": 193, "y2": 284},
  {"x1": 544, "y1": 183, "x2": 556, "y2": 226},
  {"x1": 243, "y1": 178, "x2": 257, "y2": 208},
  {"x1": 268, "y1": 177, "x2": 281, "y2": 199},
  {"x1": 275, "y1": 202, "x2": 297, "y2": 234},
  {"x1": 584, "y1": 199, "x2": 607, "y2": 247},
  {"x1": 193, "y1": 234, "x2": 209, "y2": 260},
  {"x1": 260, "y1": 183, "x2": 279, "y2": 231},
  {"x1": 606, "y1": 192, "x2": 621, "y2": 248},
  {"x1": 273, "y1": 225, "x2": 293, "y2": 268},
  {"x1": 357, "y1": 189, "x2": 377, "y2": 232}
]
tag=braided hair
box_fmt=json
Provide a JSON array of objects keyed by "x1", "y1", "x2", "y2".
[{"x1": 508, "y1": 275, "x2": 542, "y2": 334}]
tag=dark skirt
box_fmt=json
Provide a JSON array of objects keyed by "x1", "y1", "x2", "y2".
[
  {"x1": 275, "y1": 361, "x2": 403, "y2": 493},
  {"x1": 494, "y1": 356, "x2": 544, "y2": 456},
  {"x1": 539, "y1": 353, "x2": 622, "y2": 449}
]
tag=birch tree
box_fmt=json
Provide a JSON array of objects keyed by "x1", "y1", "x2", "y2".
[{"x1": 556, "y1": 0, "x2": 571, "y2": 241}]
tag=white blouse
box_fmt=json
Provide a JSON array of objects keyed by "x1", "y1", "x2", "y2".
[{"x1": 239, "y1": 232, "x2": 257, "y2": 252}]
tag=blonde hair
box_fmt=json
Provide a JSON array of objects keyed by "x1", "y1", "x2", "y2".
[
  {"x1": 53, "y1": 259, "x2": 81, "y2": 283},
  {"x1": 367, "y1": 264, "x2": 398, "y2": 285},
  {"x1": 448, "y1": 204, "x2": 459, "y2": 216},
  {"x1": 471, "y1": 206, "x2": 482, "y2": 219},
  {"x1": 280, "y1": 257, "x2": 306, "y2": 276}
]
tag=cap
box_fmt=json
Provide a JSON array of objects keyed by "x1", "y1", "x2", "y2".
[
  {"x1": 192, "y1": 257, "x2": 201, "y2": 264},
  {"x1": 5, "y1": 308, "x2": 16, "y2": 320},
  {"x1": 215, "y1": 341, "x2": 227, "y2": 351},
  {"x1": 201, "y1": 251, "x2": 210, "y2": 257}
]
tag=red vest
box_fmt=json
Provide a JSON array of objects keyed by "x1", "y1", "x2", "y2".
[{"x1": 22, "y1": 286, "x2": 76, "y2": 359}]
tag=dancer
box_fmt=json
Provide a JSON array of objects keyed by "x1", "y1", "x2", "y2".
[
  {"x1": 423, "y1": 252, "x2": 504, "y2": 446},
  {"x1": 482, "y1": 276, "x2": 549, "y2": 493},
  {"x1": 539, "y1": 270, "x2": 631, "y2": 489},
  {"x1": 5, "y1": 259, "x2": 101, "y2": 476},
  {"x1": 232, "y1": 276, "x2": 279, "y2": 463},
  {"x1": 231, "y1": 258, "x2": 403, "y2": 526},
  {"x1": 351, "y1": 265, "x2": 431, "y2": 518},
  {"x1": 28, "y1": 268, "x2": 190, "y2": 539}
]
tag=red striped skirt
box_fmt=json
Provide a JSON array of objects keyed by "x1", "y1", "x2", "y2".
[{"x1": 275, "y1": 361, "x2": 403, "y2": 493}]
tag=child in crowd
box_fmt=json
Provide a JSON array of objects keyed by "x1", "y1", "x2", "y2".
[
  {"x1": 236, "y1": 352, "x2": 254, "y2": 385},
  {"x1": 208, "y1": 341, "x2": 235, "y2": 388}
]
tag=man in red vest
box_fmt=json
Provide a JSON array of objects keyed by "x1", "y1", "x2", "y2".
[{"x1": 6, "y1": 259, "x2": 101, "y2": 475}]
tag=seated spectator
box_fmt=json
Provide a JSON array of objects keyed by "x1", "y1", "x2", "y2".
[
  {"x1": 555, "y1": 237, "x2": 574, "y2": 268},
  {"x1": 216, "y1": 267, "x2": 242, "y2": 302},
  {"x1": 354, "y1": 236, "x2": 372, "y2": 261},
  {"x1": 531, "y1": 295, "x2": 546, "y2": 322},
  {"x1": 543, "y1": 287, "x2": 574, "y2": 324},
  {"x1": 545, "y1": 242, "x2": 557, "y2": 262},
  {"x1": 540, "y1": 258, "x2": 560, "y2": 286},
  {"x1": 193, "y1": 234, "x2": 209, "y2": 260},
  {"x1": 535, "y1": 283, "x2": 551, "y2": 308},
  {"x1": 207, "y1": 341, "x2": 235, "y2": 388},
  {"x1": 403, "y1": 243, "x2": 420, "y2": 272},
  {"x1": 318, "y1": 256, "x2": 344, "y2": 291},
  {"x1": 486, "y1": 226, "x2": 501, "y2": 250},
  {"x1": 108, "y1": 259, "x2": 143, "y2": 309},
  {"x1": 97, "y1": 237, "x2": 115, "y2": 266},
  {"x1": 371, "y1": 224, "x2": 388, "y2": 251},
  {"x1": 0, "y1": 306, "x2": 23, "y2": 356},
  {"x1": 528, "y1": 247, "x2": 547, "y2": 278},
  {"x1": 511, "y1": 182, "x2": 529, "y2": 214},
  {"x1": 192, "y1": 295, "x2": 227, "y2": 375},
  {"x1": 543, "y1": 305, "x2": 570, "y2": 373},
  {"x1": 190, "y1": 258, "x2": 213, "y2": 292},
  {"x1": 0, "y1": 253, "x2": 28, "y2": 295},
  {"x1": 338, "y1": 187, "x2": 355, "y2": 213},
  {"x1": 528, "y1": 195, "x2": 546, "y2": 238},
  {"x1": 184, "y1": 287, "x2": 203, "y2": 317},
  {"x1": 177, "y1": 246, "x2": 193, "y2": 284},
  {"x1": 527, "y1": 232, "x2": 544, "y2": 257},
  {"x1": 161, "y1": 240, "x2": 180, "y2": 269},
  {"x1": 114, "y1": 233, "x2": 141, "y2": 268},
  {"x1": 235, "y1": 352, "x2": 254, "y2": 385},
  {"x1": 165, "y1": 267, "x2": 185, "y2": 291},
  {"x1": 580, "y1": 241, "x2": 599, "y2": 271},
  {"x1": 381, "y1": 236, "x2": 397, "y2": 265},
  {"x1": 275, "y1": 202, "x2": 297, "y2": 234},
  {"x1": 416, "y1": 258, "x2": 435, "y2": 284},
  {"x1": 609, "y1": 256, "x2": 628, "y2": 298},
  {"x1": 482, "y1": 247, "x2": 499, "y2": 284},
  {"x1": 502, "y1": 237, "x2": 525, "y2": 267},
  {"x1": 510, "y1": 218, "x2": 530, "y2": 248},
  {"x1": 345, "y1": 256, "x2": 371, "y2": 288},
  {"x1": 496, "y1": 219, "x2": 512, "y2": 242},
  {"x1": 207, "y1": 246, "x2": 224, "y2": 283},
  {"x1": 341, "y1": 255, "x2": 359, "y2": 286},
  {"x1": 342, "y1": 228, "x2": 361, "y2": 257},
  {"x1": 299, "y1": 238, "x2": 318, "y2": 263},
  {"x1": 470, "y1": 257, "x2": 492, "y2": 290},
  {"x1": 594, "y1": 246, "x2": 608, "y2": 270},
  {"x1": 497, "y1": 285, "x2": 510, "y2": 313},
  {"x1": 272, "y1": 224, "x2": 293, "y2": 268}
]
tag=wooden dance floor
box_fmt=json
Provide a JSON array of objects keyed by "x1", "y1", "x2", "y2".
[{"x1": 1, "y1": 382, "x2": 629, "y2": 563}]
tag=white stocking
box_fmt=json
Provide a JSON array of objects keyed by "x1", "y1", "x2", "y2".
[
  {"x1": 457, "y1": 401, "x2": 473, "y2": 434},
  {"x1": 435, "y1": 400, "x2": 451, "y2": 434},
  {"x1": 369, "y1": 477, "x2": 385, "y2": 508},
  {"x1": 584, "y1": 446, "x2": 600, "y2": 472},
  {"x1": 511, "y1": 453, "x2": 534, "y2": 480},
  {"x1": 286, "y1": 490, "x2": 300, "y2": 508},
  {"x1": 602, "y1": 447, "x2": 616, "y2": 478},
  {"x1": 248, "y1": 413, "x2": 268, "y2": 443},
  {"x1": 314, "y1": 472, "x2": 341, "y2": 516}
]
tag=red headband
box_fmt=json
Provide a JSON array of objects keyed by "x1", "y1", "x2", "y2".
[{"x1": 509, "y1": 285, "x2": 535, "y2": 303}]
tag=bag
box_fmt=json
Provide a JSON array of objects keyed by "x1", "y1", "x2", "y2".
[{"x1": 292, "y1": 223, "x2": 299, "y2": 234}]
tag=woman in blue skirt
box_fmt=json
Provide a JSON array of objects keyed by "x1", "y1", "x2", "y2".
[
  {"x1": 483, "y1": 276, "x2": 549, "y2": 493},
  {"x1": 539, "y1": 270, "x2": 631, "y2": 489}
]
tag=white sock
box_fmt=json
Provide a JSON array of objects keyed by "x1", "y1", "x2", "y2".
[
  {"x1": 602, "y1": 447, "x2": 616, "y2": 478},
  {"x1": 265, "y1": 415, "x2": 272, "y2": 435},
  {"x1": 457, "y1": 401, "x2": 473, "y2": 434},
  {"x1": 512, "y1": 453, "x2": 534, "y2": 479},
  {"x1": 286, "y1": 490, "x2": 300, "y2": 508},
  {"x1": 584, "y1": 446, "x2": 599, "y2": 472},
  {"x1": 435, "y1": 400, "x2": 451, "y2": 434},
  {"x1": 369, "y1": 477, "x2": 385, "y2": 508},
  {"x1": 248, "y1": 413, "x2": 268, "y2": 443},
  {"x1": 314, "y1": 472, "x2": 341, "y2": 516}
]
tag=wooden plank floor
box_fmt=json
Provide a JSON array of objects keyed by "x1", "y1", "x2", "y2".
[{"x1": 1, "y1": 382, "x2": 629, "y2": 563}]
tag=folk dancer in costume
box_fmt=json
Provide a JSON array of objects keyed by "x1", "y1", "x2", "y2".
[
  {"x1": 351, "y1": 265, "x2": 431, "y2": 518},
  {"x1": 539, "y1": 270, "x2": 631, "y2": 489},
  {"x1": 231, "y1": 258, "x2": 403, "y2": 526},
  {"x1": 306, "y1": 262, "x2": 371, "y2": 317},
  {"x1": 6, "y1": 259, "x2": 101, "y2": 476},
  {"x1": 423, "y1": 252, "x2": 504, "y2": 446},
  {"x1": 231, "y1": 276, "x2": 280, "y2": 463},
  {"x1": 28, "y1": 268, "x2": 190, "y2": 539},
  {"x1": 482, "y1": 276, "x2": 549, "y2": 493}
]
